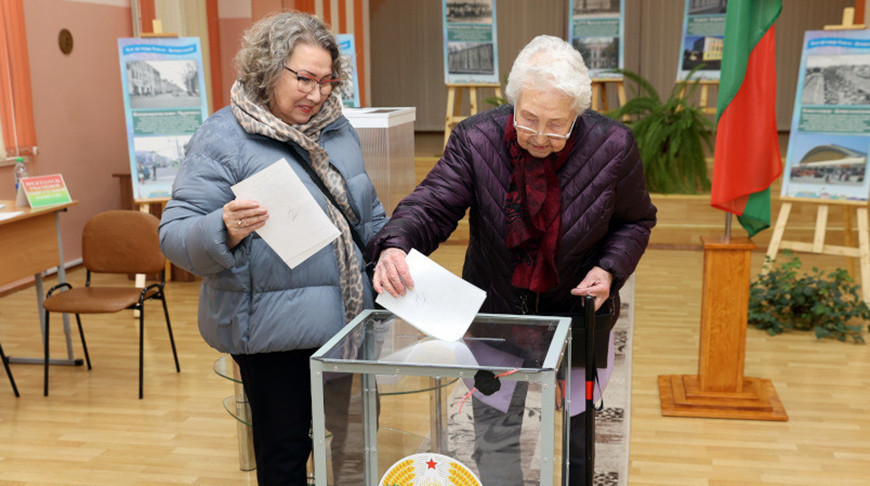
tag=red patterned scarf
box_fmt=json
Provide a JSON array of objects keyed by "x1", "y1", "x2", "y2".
[{"x1": 504, "y1": 113, "x2": 575, "y2": 293}]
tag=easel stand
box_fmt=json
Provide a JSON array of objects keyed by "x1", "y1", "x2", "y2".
[
  {"x1": 590, "y1": 78, "x2": 626, "y2": 114},
  {"x1": 678, "y1": 79, "x2": 718, "y2": 115},
  {"x1": 659, "y1": 236, "x2": 788, "y2": 421},
  {"x1": 443, "y1": 83, "x2": 503, "y2": 148},
  {"x1": 823, "y1": 7, "x2": 865, "y2": 30},
  {"x1": 765, "y1": 198, "x2": 870, "y2": 304}
]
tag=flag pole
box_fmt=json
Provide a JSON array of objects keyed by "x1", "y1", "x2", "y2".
[{"x1": 724, "y1": 212, "x2": 732, "y2": 239}]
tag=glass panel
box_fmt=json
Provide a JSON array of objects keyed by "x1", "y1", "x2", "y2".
[
  {"x1": 311, "y1": 310, "x2": 570, "y2": 485},
  {"x1": 316, "y1": 311, "x2": 562, "y2": 371}
]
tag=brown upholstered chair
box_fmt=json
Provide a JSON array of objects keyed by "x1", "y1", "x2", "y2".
[
  {"x1": 0, "y1": 340, "x2": 19, "y2": 397},
  {"x1": 42, "y1": 210, "x2": 180, "y2": 399}
]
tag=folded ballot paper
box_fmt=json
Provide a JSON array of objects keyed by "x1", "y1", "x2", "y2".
[
  {"x1": 375, "y1": 251, "x2": 528, "y2": 413},
  {"x1": 376, "y1": 249, "x2": 486, "y2": 342},
  {"x1": 231, "y1": 159, "x2": 340, "y2": 269}
]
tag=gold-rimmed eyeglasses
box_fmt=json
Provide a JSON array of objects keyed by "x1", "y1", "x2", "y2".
[
  {"x1": 284, "y1": 66, "x2": 341, "y2": 95},
  {"x1": 513, "y1": 108, "x2": 577, "y2": 141}
]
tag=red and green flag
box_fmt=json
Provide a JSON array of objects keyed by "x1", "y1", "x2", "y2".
[{"x1": 710, "y1": 0, "x2": 783, "y2": 237}]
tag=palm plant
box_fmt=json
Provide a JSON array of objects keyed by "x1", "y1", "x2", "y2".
[{"x1": 607, "y1": 68, "x2": 714, "y2": 194}]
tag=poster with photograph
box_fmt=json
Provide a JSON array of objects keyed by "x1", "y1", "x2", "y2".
[
  {"x1": 677, "y1": 0, "x2": 727, "y2": 81},
  {"x1": 336, "y1": 34, "x2": 361, "y2": 108},
  {"x1": 568, "y1": 0, "x2": 624, "y2": 79},
  {"x1": 442, "y1": 0, "x2": 499, "y2": 84},
  {"x1": 117, "y1": 37, "x2": 209, "y2": 202},
  {"x1": 781, "y1": 30, "x2": 870, "y2": 201}
]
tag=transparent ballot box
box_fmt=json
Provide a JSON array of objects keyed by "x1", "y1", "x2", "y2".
[{"x1": 310, "y1": 310, "x2": 572, "y2": 486}]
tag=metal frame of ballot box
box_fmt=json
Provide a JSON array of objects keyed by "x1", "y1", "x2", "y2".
[{"x1": 310, "y1": 310, "x2": 573, "y2": 486}]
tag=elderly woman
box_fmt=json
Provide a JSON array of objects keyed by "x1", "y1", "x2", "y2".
[
  {"x1": 159, "y1": 12, "x2": 386, "y2": 486},
  {"x1": 370, "y1": 35, "x2": 656, "y2": 485}
]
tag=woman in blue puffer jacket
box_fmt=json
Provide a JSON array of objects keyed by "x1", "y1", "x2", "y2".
[
  {"x1": 370, "y1": 35, "x2": 657, "y2": 486},
  {"x1": 159, "y1": 12, "x2": 386, "y2": 486}
]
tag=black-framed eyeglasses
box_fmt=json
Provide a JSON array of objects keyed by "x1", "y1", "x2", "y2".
[
  {"x1": 284, "y1": 66, "x2": 341, "y2": 95},
  {"x1": 513, "y1": 107, "x2": 576, "y2": 141}
]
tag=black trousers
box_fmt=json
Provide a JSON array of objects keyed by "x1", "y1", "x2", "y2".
[{"x1": 233, "y1": 350, "x2": 362, "y2": 486}]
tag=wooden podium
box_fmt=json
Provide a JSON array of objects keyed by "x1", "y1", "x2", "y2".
[{"x1": 658, "y1": 236, "x2": 788, "y2": 421}]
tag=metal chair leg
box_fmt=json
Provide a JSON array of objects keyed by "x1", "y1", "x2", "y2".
[
  {"x1": 160, "y1": 294, "x2": 180, "y2": 372},
  {"x1": 44, "y1": 310, "x2": 50, "y2": 396},
  {"x1": 138, "y1": 303, "x2": 144, "y2": 400},
  {"x1": 74, "y1": 314, "x2": 91, "y2": 370},
  {"x1": 0, "y1": 342, "x2": 19, "y2": 397}
]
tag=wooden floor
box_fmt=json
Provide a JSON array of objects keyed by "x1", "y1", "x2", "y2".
[{"x1": 1, "y1": 245, "x2": 868, "y2": 484}]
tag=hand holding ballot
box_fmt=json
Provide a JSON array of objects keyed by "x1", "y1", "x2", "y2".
[
  {"x1": 222, "y1": 199, "x2": 269, "y2": 249},
  {"x1": 230, "y1": 159, "x2": 340, "y2": 269},
  {"x1": 373, "y1": 247, "x2": 416, "y2": 297},
  {"x1": 374, "y1": 249, "x2": 486, "y2": 342}
]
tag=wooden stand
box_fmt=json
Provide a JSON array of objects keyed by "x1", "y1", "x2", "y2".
[
  {"x1": 765, "y1": 198, "x2": 870, "y2": 304},
  {"x1": 443, "y1": 83, "x2": 503, "y2": 148},
  {"x1": 823, "y1": 7, "x2": 865, "y2": 30},
  {"x1": 590, "y1": 78, "x2": 626, "y2": 114},
  {"x1": 659, "y1": 236, "x2": 788, "y2": 421},
  {"x1": 677, "y1": 79, "x2": 718, "y2": 115}
]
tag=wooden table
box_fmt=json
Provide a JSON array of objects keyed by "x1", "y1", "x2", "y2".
[{"x1": 0, "y1": 200, "x2": 83, "y2": 366}]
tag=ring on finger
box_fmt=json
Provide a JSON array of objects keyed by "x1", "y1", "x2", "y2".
[{"x1": 237, "y1": 219, "x2": 244, "y2": 227}]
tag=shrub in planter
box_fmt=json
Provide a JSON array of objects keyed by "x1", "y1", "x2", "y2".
[{"x1": 749, "y1": 252, "x2": 870, "y2": 343}]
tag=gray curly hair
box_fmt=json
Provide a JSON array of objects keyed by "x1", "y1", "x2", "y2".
[
  {"x1": 505, "y1": 35, "x2": 592, "y2": 116},
  {"x1": 235, "y1": 11, "x2": 345, "y2": 105}
]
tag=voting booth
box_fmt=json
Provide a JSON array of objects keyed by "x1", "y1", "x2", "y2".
[{"x1": 310, "y1": 309, "x2": 572, "y2": 486}]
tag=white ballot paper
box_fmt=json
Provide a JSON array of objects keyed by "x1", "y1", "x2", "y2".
[
  {"x1": 376, "y1": 249, "x2": 486, "y2": 341},
  {"x1": 231, "y1": 159, "x2": 340, "y2": 269}
]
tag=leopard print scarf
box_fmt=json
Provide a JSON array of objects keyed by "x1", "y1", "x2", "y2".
[{"x1": 231, "y1": 80, "x2": 364, "y2": 325}]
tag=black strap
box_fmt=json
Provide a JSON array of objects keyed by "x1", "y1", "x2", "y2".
[{"x1": 293, "y1": 158, "x2": 371, "y2": 263}]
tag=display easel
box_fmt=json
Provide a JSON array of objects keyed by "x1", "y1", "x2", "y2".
[
  {"x1": 822, "y1": 7, "x2": 865, "y2": 30},
  {"x1": 659, "y1": 237, "x2": 788, "y2": 421},
  {"x1": 677, "y1": 79, "x2": 718, "y2": 115},
  {"x1": 133, "y1": 20, "x2": 178, "y2": 295},
  {"x1": 590, "y1": 78, "x2": 626, "y2": 114},
  {"x1": 764, "y1": 9, "x2": 870, "y2": 304},
  {"x1": 443, "y1": 83, "x2": 503, "y2": 148},
  {"x1": 765, "y1": 199, "x2": 870, "y2": 303}
]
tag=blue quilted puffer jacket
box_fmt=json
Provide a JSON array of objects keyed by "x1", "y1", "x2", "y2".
[
  {"x1": 369, "y1": 103, "x2": 656, "y2": 315},
  {"x1": 159, "y1": 106, "x2": 387, "y2": 355}
]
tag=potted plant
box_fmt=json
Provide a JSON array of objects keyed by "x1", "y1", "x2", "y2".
[
  {"x1": 606, "y1": 68, "x2": 713, "y2": 194},
  {"x1": 749, "y1": 251, "x2": 870, "y2": 343}
]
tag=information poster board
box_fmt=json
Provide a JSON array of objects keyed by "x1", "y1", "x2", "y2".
[
  {"x1": 781, "y1": 30, "x2": 870, "y2": 201},
  {"x1": 442, "y1": 0, "x2": 499, "y2": 84},
  {"x1": 117, "y1": 37, "x2": 209, "y2": 202},
  {"x1": 568, "y1": 0, "x2": 624, "y2": 79},
  {"x1": 336, "y1": 34, "x2": 361, "y2": 108},
  {"x1": 677, "y1": 0, "x2": 727, "y2": 81}
]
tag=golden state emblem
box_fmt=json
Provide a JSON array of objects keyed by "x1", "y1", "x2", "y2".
[{"x1": 379, "y1": 453, "x2": 481, "y2": 486}]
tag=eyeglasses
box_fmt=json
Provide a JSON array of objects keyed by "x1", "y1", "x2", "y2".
[
  {"x1": 513, "y1": 108, "x2": 577, "y2": 142},
  {"x1": 284, "y1": 66, "x2": 341, "y2": 95}
]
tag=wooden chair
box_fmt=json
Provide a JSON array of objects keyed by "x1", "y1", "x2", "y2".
[
  {"x1": 42, "y1": 210, "x2": 180, "y2": 399},
  {"x1": 0, "y1": 340, "x2": 19, "y2": 397}
]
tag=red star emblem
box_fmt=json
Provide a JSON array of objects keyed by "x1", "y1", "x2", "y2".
[{"x1": 426, "y1": 458, "x2": 437, "y2": 469}]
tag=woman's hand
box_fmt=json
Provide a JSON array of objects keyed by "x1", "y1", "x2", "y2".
[
  {"x1": 373, "y1": 247, "x2": 415, "y2": 298},
  {"x1": 570, "y1": 266, "x2": 613, "y2": 311},
  {"x1": 223, "y1": 199, "x2": 269, "y2": 249}
]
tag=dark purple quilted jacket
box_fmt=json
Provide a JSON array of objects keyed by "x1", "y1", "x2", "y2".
[{"x1": 369, "y1": 104, "x2": 657, "y2": 314}]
